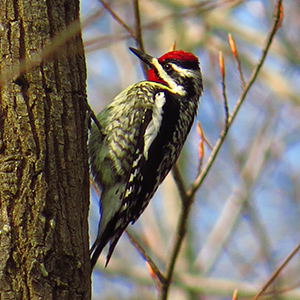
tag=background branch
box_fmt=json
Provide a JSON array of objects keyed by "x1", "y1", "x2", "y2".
[
  {"x1": 159, "y1": 1, "x2": 283, "y2": 299},
  {"x1": 85, "y1": 1, "x2": 300, "y2": 299}
]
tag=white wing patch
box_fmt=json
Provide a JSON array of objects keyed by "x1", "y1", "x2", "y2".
[{"x1": 143, "y1": 92, "x2": 166, "y2": 160}]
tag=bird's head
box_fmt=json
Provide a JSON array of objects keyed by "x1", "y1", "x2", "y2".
[{"x1": 130, "y1": 47, "x2": 203, "y2": 98}]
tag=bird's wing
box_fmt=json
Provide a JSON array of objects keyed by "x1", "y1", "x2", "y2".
[{"x1": 90, "y1": 84, "x2": 160, "y2": 267}]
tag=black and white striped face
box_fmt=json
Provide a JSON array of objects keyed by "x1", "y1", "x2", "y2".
[
  {"x1": 152, "y1": 58, "x2": 203, "y2": 97},
  {"x1": 129, "y1": 47, "x2": 203, "y2": 98}
]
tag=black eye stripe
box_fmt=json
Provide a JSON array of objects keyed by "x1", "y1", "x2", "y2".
[{"x1": 163, "y1": 59, "x2": 199, "y2": 71}]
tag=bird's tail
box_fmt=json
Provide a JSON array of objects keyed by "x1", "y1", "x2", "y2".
[
  {"x1": 90, "y1": 183, "x2": 127, "y2": 269},
  {"x1": 90, "y1": 216, "x2": 126, "y2": 269}
]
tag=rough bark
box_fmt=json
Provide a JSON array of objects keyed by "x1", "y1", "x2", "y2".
[{"x1": 0, "y1": 0, "x2": 90, "y2": 299}]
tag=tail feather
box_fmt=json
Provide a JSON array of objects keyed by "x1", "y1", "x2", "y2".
[
  {"x1": 90, "y1": 237, "x2": 107, "y2": 269},
  {"x1": 90, "y1": 205, "x2": 128, "y2": 269},
  {"x1": 90, "y1": 184, "x2": 125, "y2": 268},
  {"x1": 90, "y1": 213, "x2": 117, "y2": 269},
  {"x1": 90, "y1": 218, "x2": 129, "y2": 268},
  {"x1": 104, "y1": 229, "x2": 124, "y2": 267},
  {"x1": 90, "y1": 230, "x2": 125, "y2": 269}
]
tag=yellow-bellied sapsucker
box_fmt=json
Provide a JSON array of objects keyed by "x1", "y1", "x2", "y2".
[{"x1": 89, "y1": 47, "x2": 203, "y2": 268}]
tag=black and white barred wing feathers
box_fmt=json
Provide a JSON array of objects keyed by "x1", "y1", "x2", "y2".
[
  {"x1": 89, "y1": 47, "x2": 203, "y2": 269},
  {"x1": 89, "y1": 82, "x2": 169, "y2": 266}
]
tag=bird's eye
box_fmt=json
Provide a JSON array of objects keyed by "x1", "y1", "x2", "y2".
[{"x1": 164, "y1": 63, "x2": 172, "y2": 71}]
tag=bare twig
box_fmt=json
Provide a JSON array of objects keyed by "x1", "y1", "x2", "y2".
[
  {"x1": 228, "y1": 34, "x2": 246, "y2": 87},
  {"x1": 169, "y1": 42, "x2": 176, "y2": 52},
  {"x1": 132, "y1": 0, "x2": 148, "y2": 77},
  {"x1": 219, "y1": 51, "x2": 230, "y2": 127},
  {"x1": 84, "y1": 2, "x2": 234, "y2": 52},
  {"x1": 85, "y1": 102, "x2": 103, "y2": 133},
  {"x1": 196, "y1": 121, "x2": 205, "y2": 175},
  {"x1": 98, "y1": 0, "x2": 135, "y2": 38},
  {"x1": 232, "y1": 289, "x2": 238, "y2": 300},
  {"x1": 253, "y1": 240, "x2": 300, "y2": 300},
  {"x1": 158, "y1": 196, "x2": 193, "y2": 300},
  {"x1": 171, "y1": 164, "x2": 188, "y2": 205},
  {"x1": 187, "y1": 0, "x2": 283, "y2": 199},
  {"x1": 146, "y1": 1, "x2": 234, "y2": 31},
  {"x1": 160, "y1": 1, "x2": 283, "y2": 299},
  {"x1": 201, "y1": 130, "x2": 213, "y2": 151},
  {"x1": 125, "y1": 230, "x2": 166, "y2": 284},
  {"x1": 133, "y1": 0, "x2": 145, "y2": 52},
  {"x1": 98, "y1": 0, "x2": 148, "y2": 76}
]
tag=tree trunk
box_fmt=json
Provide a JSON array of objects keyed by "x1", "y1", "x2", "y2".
[{"x1": 0, "y1": 0, "x2": 90, "y2": 299}]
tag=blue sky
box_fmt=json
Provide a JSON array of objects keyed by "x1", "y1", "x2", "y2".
[{"x1": 81, "y1": 1, "x2": 300, "y2": 299}]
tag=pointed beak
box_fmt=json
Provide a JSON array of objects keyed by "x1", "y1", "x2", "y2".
[{"x1": 129, "y1": 47, "x2": 155, "y2": 67}]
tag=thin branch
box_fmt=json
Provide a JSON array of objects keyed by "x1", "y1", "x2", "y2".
[
  {"x1": 98, "y1": 0, "x2": 135, "y2": 38},
  {"x1": 84, "y1": 2, "x2": 231, "y2": 52},
  {"x1": 158, "y1": 197, "x2": 193, "y2": 300},
  {"x1": 196, "y1": 121, "x2": 205, "y2": 175},
  {"x1": 146, "y1": 1, "x2": 234, "y2": 31},
  {"x1": 171, "y1": 164, "x2": 188, "y2": 205},
  {"x1": 125, "y1": 230, "x2": 166, "y2": 284},
  {"x1": 202, "y1": 131, "x2": 213, "y2": 151},
  {"x1": 219, "y1": 51, "x2": 230, "y2": 127},
  {"x1": 232, "y1": 289, "x2": 238, "y2": 300},
  {"x1": 253, "y1": 240, "x2": 300, "y2": 300},
  {"x1": 196, "y1": 105, "x2": 278, "y2": 274},
  {"x1": 187, "y1": 0, "x2": 283, "y2": 199},
  {"x1": 85, "y1": 101, "x2": 102, "y2": 133},
  {"x1": 98, "y1": 0, "x2": 148, "y2": 76},
  {"x1": 228, "y1": 33, "x2": 246, "y2": 87},
  {"x1": 132, "y1": 0, "x2": 148, "y2": 77},
  {"x1": 133, "y1": 0, "x2": 144, "y2": 50},
  {"x1": 161, "y1": 1, "x2": 283, "y2": 299}
]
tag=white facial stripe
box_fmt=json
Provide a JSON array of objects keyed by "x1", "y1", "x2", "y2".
[
  {"x1": 151, "y1": 58, "x2": 186, "y2": 96},
  {"x1": 170, "y1": 63, "x2": 195, "y2": 78},
  {"x1": 143, "y1": 92, "x2": 166, "y2": 159}
]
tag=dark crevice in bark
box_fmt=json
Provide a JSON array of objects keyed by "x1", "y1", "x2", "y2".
[{"x1": 0, "y1": 0, "x2": 90, "y2": 298}]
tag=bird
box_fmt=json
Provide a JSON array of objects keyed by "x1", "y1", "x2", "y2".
[{"x1": 89, "y1": 47, "x2": 203, "y2": 268}]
